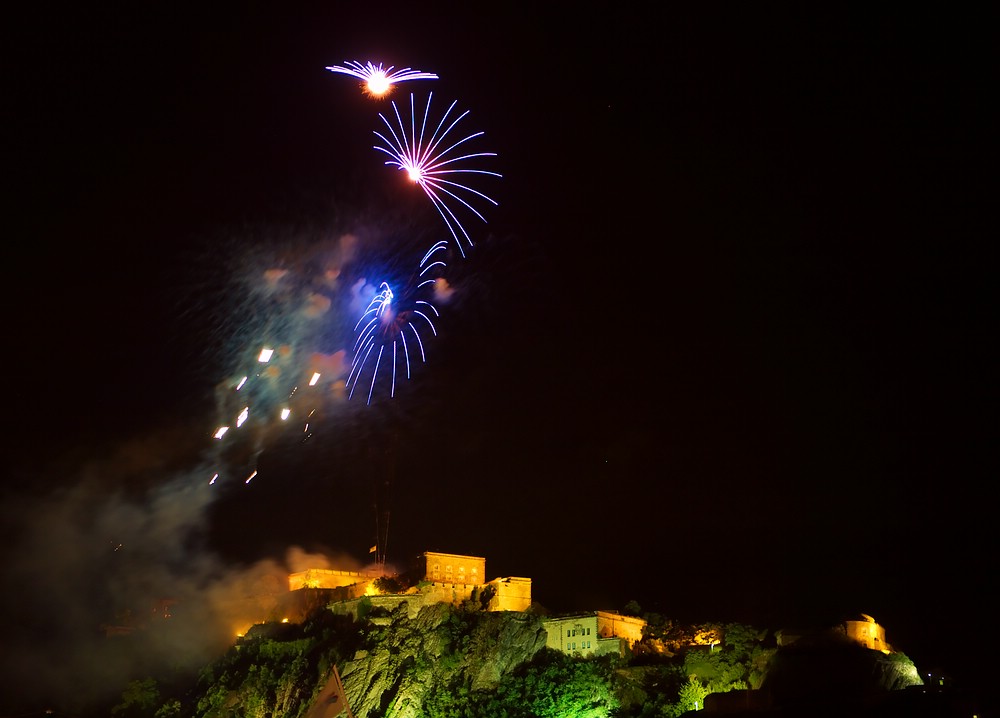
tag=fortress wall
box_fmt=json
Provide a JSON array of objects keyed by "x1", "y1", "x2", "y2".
[
  {"x1": 329, "y1": 594, "x2": 427, "y2": 621},
  {"x1": 422, "y1": 581, "x2": 477, "y2": 606},
  {"x1": 596, "y1": 610, "x2": 646, "y2": 647},
  {"x1": 488, "y1": 577, "x2": 532, "y2": 612},
  {"x1": 288, "y1": 568, "x2": 382, "y2": 591},
  {"x1": 843, "y1": 618, "x2": 890, "y2": 653}
]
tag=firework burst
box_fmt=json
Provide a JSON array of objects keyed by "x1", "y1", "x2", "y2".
[
  {"x1": 375, "y1": 92, "x2": 501, "y2": 258},
  {"x1": 347, "y1": 240, "x2": 449, "y2": 405},
  {"x1": 326, "y1": 60, "x2": 438, "y2": 98}
]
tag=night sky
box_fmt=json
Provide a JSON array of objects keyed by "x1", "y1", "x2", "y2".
[{"x1": 2, "y1": 4, "x2": 993, "y2": 712}]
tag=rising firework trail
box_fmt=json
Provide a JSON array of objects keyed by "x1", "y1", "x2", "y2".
[
  {"x1": 374, "y1": 92, "x2": 501, "y2": 258},
  {"x1": 325, "y1": 60, "x2": 438, "y2": 98},
  {"x1": 347, "y1": 241, "x2": 448, "y2": 405}
]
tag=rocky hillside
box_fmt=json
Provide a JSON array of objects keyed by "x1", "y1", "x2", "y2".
[
  {"x1": 337, "y1": 601, "x2": 549, "y2": 716},
  {"x1": 110, "y1": 598, "x2": 939, "y2": 717}
]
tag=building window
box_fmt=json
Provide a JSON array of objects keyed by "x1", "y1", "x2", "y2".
[{"x1": 567, "y1": 630, "x2": 570, "y2": 637}]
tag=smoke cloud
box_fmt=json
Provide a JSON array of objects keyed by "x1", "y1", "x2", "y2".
[{"x1": 0, "y1": 419, "x2": 366, "y2": 715}]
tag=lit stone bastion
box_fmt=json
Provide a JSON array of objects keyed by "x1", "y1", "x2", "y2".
[{"x1": 841, "y1": 613, "x2": 892, "y2": 653}]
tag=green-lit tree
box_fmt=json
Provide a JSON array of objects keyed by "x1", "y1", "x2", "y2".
[
  {"x1": 425, "y1": 650, "x2": 620, "y2": 718},
  {"x1": 111, "y1": 678, "x2": 161, "y2": 718}
]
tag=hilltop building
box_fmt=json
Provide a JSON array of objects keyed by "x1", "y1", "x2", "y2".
[{"x1": 284, "y1": 550, "x2": 531, "y2": 622}]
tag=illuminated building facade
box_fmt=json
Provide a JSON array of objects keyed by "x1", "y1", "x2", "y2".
[
  {"x1": 422, "y1": 551, "x2": 484, "y2": 586},
  {"x1": 542, "y1": 613, "x2": 624, "y2": 657}
]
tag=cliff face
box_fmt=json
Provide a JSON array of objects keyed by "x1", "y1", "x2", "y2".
[
  {"x1": 339, "y1": 601, "x2": 549, "y2": 716},
  {"x1": 193, "y1": 600, "x2": 550, "y2": 717}
]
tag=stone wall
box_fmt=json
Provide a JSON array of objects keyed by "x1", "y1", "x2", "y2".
[
  {"x1": 487, "y1": 577, "x2": 532, "y2": 612},
  {"x1": 421, "y1": 581, "x2": 477, "y2": 606},
  {"x1": 288, "y1": 568, "x2": 381, "y2": 591},
  {"x1": 842, "y1": 614, "x2": 891, "y2": 653},
  {"x1": 330, "y1": 594, "x2": 426, "y2": 621},
  {"x1": 596, "y1": 610, "x2": 646, "y2": 648}
]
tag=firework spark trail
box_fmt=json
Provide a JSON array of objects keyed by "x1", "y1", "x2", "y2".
[
  {"x1": 375, "y1": 92, "x2": 501, "y2": 258},
  {"x1": 198, "y1": 224, "x2": 454, "y2": 485},
  {"x1": 347, "y1": 240, "x2": 449, "y2": 405},
  {"x1": 325, "y1": 60, "x2": 438, "y2": 98},
  {"x1": 197, "y1": 233, "x2": 367, "y2": 486},
  {"x1": 208, "y1": 341, "x2": 346, "y2": 485}
]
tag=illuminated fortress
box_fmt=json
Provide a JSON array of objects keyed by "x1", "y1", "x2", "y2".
[
  {"x1": 281, "y1": 551, "x2": 896, "y2": 659},
  {"x1": 287, "y1": 551, "x2": 531, "y2": 616}
]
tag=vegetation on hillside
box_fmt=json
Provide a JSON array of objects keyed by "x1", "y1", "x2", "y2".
[{"x1": 105, "y1": 598, "x2": 922, "y2": 718}]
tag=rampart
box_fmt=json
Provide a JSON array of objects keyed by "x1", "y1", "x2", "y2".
[
  {"x1": 287, "y1": 568, "x2": 384, "y2": 591},
  {"x1": 596, "y1": 610, "x2": 646, "y2": 648}
]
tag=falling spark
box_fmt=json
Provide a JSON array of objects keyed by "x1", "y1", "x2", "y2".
[
  {"x1": 375, "y1": 92, "x2": 501, "y2": 257},
  {"x1": 347, "y1": 241, "x2": 447, "y2": 404},
  {"x1": 214, "y1": 426, "x2": 230, "y2": 439},
  {"x1": 258, "y1": 347, "x2": 274, "y2": 363},
  {"x1": 210, "y1": 473, "x2": 219, "y2": 485},
  {"x1": 326, "y1": 60, "x2": 438, "y2": 98},
  {"x1": 309, "y1": 372, "x2": 320, "y2": 386},
  {"x1": 280, "y1": 408, "x2": 291, "y2": 420},
  {"x1": 245, "y1": 470, "x2": 258, "y2": 484},
  {"x1": 235, "y1": 376, "x2": 248, "y2": 390},
  {"x1": 236, "y1": 407, "x2": 249, "y2": 428}
]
